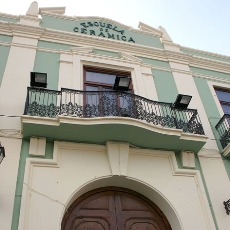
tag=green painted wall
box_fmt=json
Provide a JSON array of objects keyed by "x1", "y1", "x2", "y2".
[
  {"x1": 11, "y1": 139, "x2": 54, "y2": 229},
  {"x1": 152, "y1": 69, "x2": 178, "y2": 103},
  {"x1": 0, "y1": 35, "x2": 13, "y2": 43},
  {"x1": 38, "y1": 40, "x2": 73, "y2": 51},
  {"x1": 93, "y1": 49, "x2": 120, "y2": 58},
  {"x1": 11, "y1": 140, "x2": 29, "y2": 230},
  {"x1": 0, "y1": 16, "x2": 18, "y2": 23},
  {"x1": 191, "y1": 67, "x2": 230, "y2": 81},
  {"x1": 193, "y1": 76, "x2": 222, "y2": 147},
  {"x1": 193, "y1": 76, "x2": 230, "y2": 182},
  {"x1": 0, "y1": 44, "x2": 11, "y2": 86},
  {"x1": 40, "y1": 16, "x2": 163, "y2": 49},
  {"x1": 182, "y1": 49, "x2": 230, "y2": 64},
  {"x1": 33, "y1": 51, "x2": 60, "y2": 90},
  {"x1": 139, "y1": 57, "x2": 170, "y2": 68}
]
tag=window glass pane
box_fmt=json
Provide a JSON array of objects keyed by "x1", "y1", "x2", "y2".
[
  {"x1": 86, "y1": 71, "x2": 116, "y2": 85},
  {"x1": 85, "y1": 86, "x2": 99, "y2": 106},
  {"x1": 222, "y1": 104, "x2": 230, "y2": 115},
  {"x1": 216, "y1": 90, "x2": 230, "y2": 103}
]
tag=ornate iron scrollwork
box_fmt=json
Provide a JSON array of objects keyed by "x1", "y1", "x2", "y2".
[
  {"x1": 216, "y1": 114, "x2": 230, "y2": 149},
  {"x1": 224, "y1": 199, "x2": 230, "y2": 215},
  {"x1": 24, "y1": 87, "x2": 205, "y2": 135}
]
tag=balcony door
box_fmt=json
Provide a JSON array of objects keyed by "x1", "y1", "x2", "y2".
[
  {"x1": 84, "y1": 67, "x2": 133, "y2": 117},
  {"x1": 62, "y1": 187, "x2": 172, "y2": 230},
  {"x1": 215, "y1": 87, "x2": 230, "y2": 125}
]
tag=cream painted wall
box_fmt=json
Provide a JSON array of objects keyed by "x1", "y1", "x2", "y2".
[
  {"x1": 167, "y1": 60, "x2": 230, "y2": 228},
  {"x1": 199, "y1": 149, "x2": 230, "y2": 229},
  {"x1": 169, "y1": 61, "x2": 217, "y2": 150},
  {"x1": 0, "y1": 36, "x2": 38, "y2": 131},
  {"x1": 0, "y1": 137, "x2": 22, "y2": 230},
  {"x1": 0, "y1": 33, "x2": 38, "y2": 229},
  {"x1": 18, "y1": 141, "x2": 215, "y2": 230},
  {"x1": 58, "y1": 50, "x2": 158, "y2": 101}
]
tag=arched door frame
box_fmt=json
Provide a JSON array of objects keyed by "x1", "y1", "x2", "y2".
[
  {"x1": 62, "y1": 186, "x2": 172, "y2": 229},
  {"x1": 60, "y1": 176, "x2": 183, "y2": 230}
]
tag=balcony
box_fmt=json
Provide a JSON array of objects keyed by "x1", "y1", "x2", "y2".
[
  {"x1": 216, "y1": 114, "x2": 230, "y2": 156},
  {"x1": 21, "y1": 87, "x2": 207, "y2": 153}
]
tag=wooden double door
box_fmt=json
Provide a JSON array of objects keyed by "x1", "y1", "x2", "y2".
[{"x1": 62, "y1": 188, "x2": 171, "y2": 230}]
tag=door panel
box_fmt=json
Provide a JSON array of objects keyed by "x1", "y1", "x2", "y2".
[
  {"x1": 73, "y1": 218, "x2": 109, "y2": 230},
  {"x1": 62, "y1": 188, "x2": 171, "y2": 230}
]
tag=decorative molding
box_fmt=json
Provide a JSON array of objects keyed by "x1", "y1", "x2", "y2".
[
  {"x1": 39, "y1": 7, "x2": 66, "y2": 15},
  {"x1": 158, "y1": 26, "x2": 172, "y2": 42},
  {"x1": 0, "y1": 20, "x2": 229, "y2": 74},
  {"x1": 19, "y1": 15, "x2": 41, "y2": 27},
  {"x1": 190, "y1": 55, "x2": 230, "y2": 74},
  {"x1": 71, "y1": 46, "x2": 94, "y2": 54},
  {"x1": 181, "y1": 45, "x2": 230, "y2": 62},
  {"x1": 0, "y1": 12, "x2": 19, "y2": 20},
  {"x1": 18, "y1": 140, "x2": 216, "y2": 229},
  {"x1": 138, "y1": 22, "x2": 162, "y2": 37},
  {"x1": 119, "y1": 51, "x2": 142, "y2": 63},
  {"x1": 9, "y1": 23, "x2": 45, "y2": 39},
  {"x1": 26, "y1": 1, "x2": 39, "y2": 17},
  {"x1": 29, "y1": 137, "x2": 46, "y2": 156},
  {"x1": 106, "y1": 141, "x2": 129, "y2": 176},
  {"x1": 193, "y1": 73, "x2": 230, "y2": 84},
  {"x1": 180, "y1": 151, "x2": 195, "y2": 168},
  {"x1": 0, "y1": 129, "x2": 22, "y2": 139},
  {"x1": 18, "y1": 1, "x2": 41, "y2": 27}
]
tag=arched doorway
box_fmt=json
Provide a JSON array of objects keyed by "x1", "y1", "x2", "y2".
[{"x1": 62, "y1": 187, "x2": 172, "y2": 230}]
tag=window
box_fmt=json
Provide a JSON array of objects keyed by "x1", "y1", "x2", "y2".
[
  {"x1": 83, "y1": 66, "x2": 134, "y2": 117},
  {"x1": 215, "y1": 87, "x2": 230, "y2": 115}
]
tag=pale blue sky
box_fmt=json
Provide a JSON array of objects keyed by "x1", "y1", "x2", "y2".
[{"x1": 1, "y1": 0, "x2": 229, "y2": 56}]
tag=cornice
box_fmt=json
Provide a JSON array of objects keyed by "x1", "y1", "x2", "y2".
[
  {"x1": 138, "y1": 22, "x2": 162, "y2": 37},
  {"x1": 181, "y1": 45, "x2": 230, "y2": 61},
  {"x1": 40, "y1": 28, "x2": 167, "y2": 61},
  {"x1": 9, "y1": 23, "x2": 45, "y2": 39},
  {"x1": 0, "y1": 12, "x2": 19, "y2": 20},
  {"x1": 0, "y1": 21, "x2": 230, "y2": 75},
  {"x1": 192, "y1": 72, "x2": 230, "y2": 84},
  {"x1": 0, "y1": 21, "x2": 12, "y2": 35},
  {"x1": 165, "y1": 50, "x2": 192, "y2": 65},
  {"x1": 39, "y1": 13, "x2": 161, "y2": 38},
  {"x1": 190, "y1": 55, "x2": 230, "y2": 74},
  {"x1": 39, "y1": 12, "x2": 77, "y2": 21}
]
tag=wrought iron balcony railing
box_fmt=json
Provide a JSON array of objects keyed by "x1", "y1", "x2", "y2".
[
  {"x1": 24, "y1": 87, "x2": 205, "y2": 135},
  {"x1": 215, "y1": 114, "x2": 230, "y2": 149}
]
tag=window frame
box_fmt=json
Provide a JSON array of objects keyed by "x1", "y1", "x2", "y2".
[
  {"x1": 214, "y1": 87, "x2": 230, "y2": 115},
  {"x1": 83, "y1": 66, "x2": 133, "y2": 91}
]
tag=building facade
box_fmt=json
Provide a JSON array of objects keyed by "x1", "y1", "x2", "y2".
[{"x1": 0, "y1": 2, "x2": 230, "y2": 230}]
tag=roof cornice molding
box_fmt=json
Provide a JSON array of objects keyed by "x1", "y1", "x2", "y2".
[
  {"x1": 181, "y1": 45, "x2": 230, "y2": 60},
  {"x1": 39, "y1": 7, "x2": 66, "y2": 15},
  {"x1": 190, "y1": 56, "x2": 230, "y2": 73},
  {"x1": 0, "y1": 12, "x2": 19, "y2": 20},
  {"x1": 40, "y1": 28, "x2": 230, "y2": 73},
  {"x1": 0, "y1": 21, "x2": 229, "y2": 74},
  {"x1": 165, "y1": 50, "x2": 192, "y2": 65},
  {"x1": 138, "y1": 22, "x2": 162, "y2": 37},
  {"x1": 9, "y1": 23, "x2": 45, "y2": 39},
  {"x1": 39, "y1": 13, "x2": 161, "y2": 38}
]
